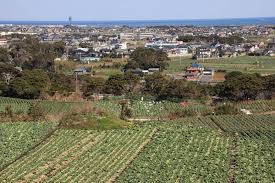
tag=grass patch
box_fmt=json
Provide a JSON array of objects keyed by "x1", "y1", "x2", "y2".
[
  {"x1": 166, "y1": 56, "x2": 275, "y2": 74},
  {"x1": 60, "y1": 113, "x2": 131, "y2": 130}
]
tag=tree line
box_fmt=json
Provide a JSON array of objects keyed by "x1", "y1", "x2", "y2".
[{"x1": 177, "y1": 35, "x2": 244, "y2": 44}]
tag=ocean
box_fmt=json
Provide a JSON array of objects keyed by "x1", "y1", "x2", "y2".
[{"x1": 1, "y1": 17, "x2": 275, "y2": 27}]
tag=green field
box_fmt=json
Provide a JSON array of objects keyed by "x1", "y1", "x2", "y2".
[
  {"x1": 0, "y1": 115, "x2": 274, "y2": 182},
  {"x1": 93, "y1": 98, "x2": 275, "y2": 118},
  {"x1": 2, "y1": 96, "x2": 275, "y2": 119},
  {"x1": 0, "y1": 121, "x2": 57, "y2": 170},
  {"x1": 93, "y1": 99, "x2": 212, "y2": 118},
  {"x1": 117, "y1": 127, "x2": 230, "y2": 182},
  {"x1": 0, "y1": 97, "x2": 83, "y2": 115},
  {"x1": 167, "y1": 56, "x2": 275, "y2": 74},
  {"x1": 0, "y1": 126, "x2": 155, "y2": 182},
  {"x1": 0, "y1": 96, "x2": 275, "y2": 182}
]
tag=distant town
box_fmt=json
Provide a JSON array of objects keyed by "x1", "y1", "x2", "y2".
[{"x1": 1, "y1": 22, "x2": 275, "y2": 84}]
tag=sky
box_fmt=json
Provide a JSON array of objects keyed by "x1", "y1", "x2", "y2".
[{"x1": 1, "y1": 0, "x2": 275, "y2": 21}]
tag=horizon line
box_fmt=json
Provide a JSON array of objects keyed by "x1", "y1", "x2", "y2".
[{"x1": 1, "y1": 16, "x2": 275, "y2": 22}]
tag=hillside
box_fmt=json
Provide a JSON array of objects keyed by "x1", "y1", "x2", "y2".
[{"x1": 0, "y1": 106, "x2": 274, "y2": 182}]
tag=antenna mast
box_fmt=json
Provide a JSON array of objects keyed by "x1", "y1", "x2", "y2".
[{"x1": 69, "y1": 16, "x2": 72, "y2": 26}]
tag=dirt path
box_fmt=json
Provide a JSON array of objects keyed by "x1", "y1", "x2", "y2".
[
  {"x1": 128, "y1": 118, "x2": 169, "y2": 122},
  {"x1": 258, "y1": 111, "x2": 275, "y2": 115},
  {"x1": 228, "y1": 136, "x2": 238, "y2": 183}
]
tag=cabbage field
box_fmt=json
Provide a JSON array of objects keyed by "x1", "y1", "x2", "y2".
[
  {"x1": 0, "y1": 114, "x2": 274, "y2": 182},
  {"x1": 92, "y1": 99, "x2": 211, "y2": 118},
  {"x1": 0, "y1": 96, "x2": 275, "y2": 182},
  {"x1": 0, "y1": 97, "x2": 83, "y2": 114},
  {"x1": 0, "y1": 127, "x2": 155, "y2": 182},
  {"x1": 117, "y1": 127, "x2": 230, "y2": 183},
  {"x1": 0, "y1": 121, "x2": 57, "y2": 170},
  {"x1": 2, "y1": 96, "x2": 275, "y2": 119},
  {"x1": 236, "y1": 100, "x2": 275, "y2": 113}
]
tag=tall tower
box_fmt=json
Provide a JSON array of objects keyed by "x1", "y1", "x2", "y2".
[{"x1": 69, "y1": 16, "x2": 72, "y2": 26}]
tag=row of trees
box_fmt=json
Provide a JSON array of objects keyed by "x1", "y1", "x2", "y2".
[
  {"x1": 81, "y1": 72, "x2": 207, "y2": 101},
  {"x1": 1, "y1": 65, "x2": 275, "y2": 101},
  {"x1": 215, "y1": 71, "x2": 275, "y2": 101},
  {"x1": 177, "y1": 35, "x2": 244, "y2": 44}
]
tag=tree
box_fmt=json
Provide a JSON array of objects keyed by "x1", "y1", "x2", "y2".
[
  {"x1": 119, "y1": 100, "x2": 132, "y2": 120},
  {"x1": 81, "y1": 77, "x2": 105, "y2": 97},
  {"x1": 9, "y1": 37, "x2": 64, "y2": 71},
  {"x1": 0, "y1": 64, "x2": 20, "y2": 85},
  {"x1": 214, "y1": 104, "x2": 240, "y2": 115},
  {"x1": 53, "y1": 41, "x2": 66, "y2": 57},
  {"x1": 125, "y1": 48, "x2": 169, "y2": 70},
  {"x1": 216, "y1": 72, "x2": 264, "y2": 101},
  {"x1": 0, "y1": 48, "x2": 9, "y2": 63},
  {"x1": 104, "y1": 74, "x2": 127, "y2": 96},
  {"x1": 177, "y1": 36, "x2": 195, "y2": 42},
  {"x1": 174, "y1": 80, "x2": 202, "y2": 99},
  {"x1": 48, "y1": 73, "x2": 74, "y2": 95},
  {"x1": 264, "y1": 74, "x2": 275, "y2": 93},
  {"x1": 8, "y1": 70, "x2": 50, "y2": 99},
  {"x1": 144, "y1": 72, "x2": 169, "y2": 98},
  {"x1": 27, "y1": 102, "x2": 45, "y2": 120},
  {"x1": 124, "y1": 72, "x2": 140, "y2": 93}
]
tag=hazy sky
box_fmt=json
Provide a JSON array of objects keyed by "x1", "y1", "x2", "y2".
[{"x1": 1, "y1": 0, "x2": 275, "y2": 21}]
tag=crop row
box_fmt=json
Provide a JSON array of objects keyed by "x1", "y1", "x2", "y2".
[
  {"x1": 171, "y1": 114, "x2": 275, "y2": 140},
  {"x1": 0, "y1": 97, "x2": 82, "y2": 114},
  {"x1": 236, "y1": 100, "x2": 275, "y2": 113},
  {"x1": 0, "y1": 121, "x2": 57, "y2": 169},
  {"x1": 92, "y1": 99, "x2": 210, "y2": 118},
  {"x1": 117, "y1": 127, "x2": 230, "y2": 183},
  {"x1": 211, "y1": 115, "x2": 275, "y2": 140},
  {"x1": 235, "y1": 138, "x2": 275, "y2": 182},
  {"x1": 0, "y1": 127, "x2": 155, "y2": 182}
]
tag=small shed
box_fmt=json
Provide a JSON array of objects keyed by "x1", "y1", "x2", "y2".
[{"x1": 74, "y1": 67, "x2": 87, "y2": 75}]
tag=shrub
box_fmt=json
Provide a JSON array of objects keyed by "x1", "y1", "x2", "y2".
[
  {"x1": 214, "y1": 104, "x2": 240, "y2": 115},
  {"x1": 4, "y1": 105, "x2": 13, "y2": 118},
  {"x1": 27, "y1": 102, "x2": 45, "y2": 120},
  {"x1": 168, "y1": 109, "x2": 197, "y2": 119},
  {"x1": 119, "y1": 100, "x2": 132, "y2": 120}
]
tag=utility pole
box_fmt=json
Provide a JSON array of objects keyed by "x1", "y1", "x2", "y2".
[{"x1": 75, "y1": 72, "x2": 78, "y2": 93}]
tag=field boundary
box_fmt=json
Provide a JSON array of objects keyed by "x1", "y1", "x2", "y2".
[
  {"x1": 228, "y1": 135, "x2": 238, "y2": 183},
  {"x1": 209, "y1": 117, "x2": 227, "y2": 133}
]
